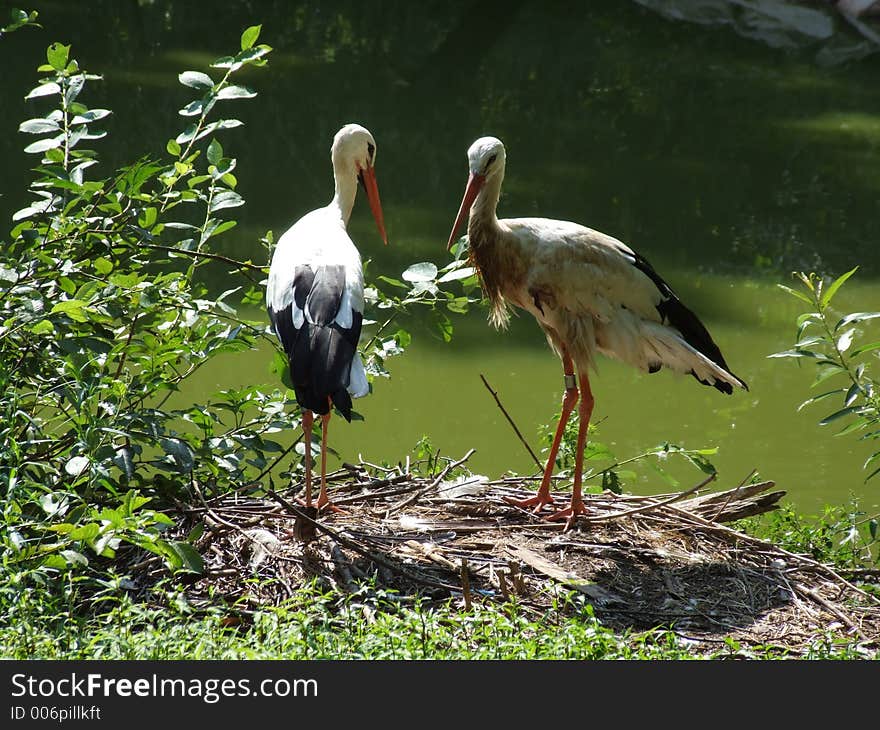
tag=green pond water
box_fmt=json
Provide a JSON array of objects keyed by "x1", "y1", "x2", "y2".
[{"x1": 2, "y1": 1, "x2": 879, "y2": 515}]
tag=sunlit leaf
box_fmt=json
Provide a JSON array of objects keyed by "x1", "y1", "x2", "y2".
[
  {"x1": 437, "y1": 266, "x2": 475, "y2": 283},
  {"x1": 835, "y1": 311, "x2": 880, "y2": 331},
  {"x1": 71, "y1": 109, "x2": 111, "y2": 124},
  {"x1": 18, "y1": 118, "x2": 60, "y2": 134},
  {"x1": 402, "y1": 262, "x2": 438, "y2": 282},
  {"x1": 60, "y1": 549, "x2": 88, "y2": 567},
  {"x1": 178, "y1": 70, "x2": 214, "y2": 89},
  {"x1": 836, "y1": 329, "x2": 855, "y2": 353},
  {"x1": 64, "y1": 455, "x2": 90, "y2": 476},
  {"x1": 25, "y1": 81, "x2": 61, "y2": 99},
  {"x1": 216, "y1": 85, "x2": 256, "y2": 100},
  {"x1": 23, "y1": 136, "x2": 63, "y2": 154}
]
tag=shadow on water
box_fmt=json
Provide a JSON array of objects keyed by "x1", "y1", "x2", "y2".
[{"x1": 2, "y1": 1, "x2": 879, "y2": 514}]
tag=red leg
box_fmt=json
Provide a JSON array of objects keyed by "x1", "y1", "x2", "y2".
[
  {"x1": 315, "y1": 408, "x2": 344, "y2": 514},
  {"x1": 505, "y1": 351, "x2": 578, "y2": 513},
  {"x1": 301, "y1": 410, "x2": 314, "y2": 508},
  {"x1": 547, "y1": 371, "x2": 594, "y2": 530}
]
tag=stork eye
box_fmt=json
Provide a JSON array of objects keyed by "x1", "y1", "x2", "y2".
[
  {"x1": 367, "y1": 142, "x2": 375, "y2": 160},
  {"x1": 485, "y1": 153, "x2": 497, "y2": 171}
]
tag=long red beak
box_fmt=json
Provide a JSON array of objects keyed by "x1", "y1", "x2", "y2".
[
  {"x1": 447, "y1": 172, "x2": 485, "y2": 251},
  {"x1": 360, "y1": 165, "x2": 388, "y2": 245}
]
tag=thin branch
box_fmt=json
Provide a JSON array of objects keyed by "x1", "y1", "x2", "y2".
[
  {"x1": 388, "y1": 448, "x2": 477, "y2": 512},
  {"x1": 479, "y1": 373, "x2": 543, "y2": 471},
  {"x1": 143, "y1": 242, "x2": 266, "y2": 275}
]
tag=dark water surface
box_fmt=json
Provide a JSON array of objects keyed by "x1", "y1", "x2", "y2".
[{"x1": 2, "y1": 1, "x2": 879, "y2": 514}]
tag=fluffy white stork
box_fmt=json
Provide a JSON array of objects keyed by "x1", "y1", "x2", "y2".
[
  {"x1": 266, "y1": 123, "x2": 387, "y2": 512},
  {"x1": 447, "y1": 136, "x2": 747, "y2": 529}
]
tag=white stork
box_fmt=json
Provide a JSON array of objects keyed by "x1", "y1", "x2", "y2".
[
  {"x1": 447, "y1": 136, "x2": 747, "y2": 529},
  {"x1": 266, "y1": 123, "x2": 387, "y2": 512}
]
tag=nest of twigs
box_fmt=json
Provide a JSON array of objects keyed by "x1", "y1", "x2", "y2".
[{"x1": 148, "y1": 451, "x2": 880, "y2": 655}]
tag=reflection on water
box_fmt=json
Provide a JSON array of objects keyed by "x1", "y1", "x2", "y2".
[{"x1": 2, "y1": 1, "x2": 879, "y2": 514}]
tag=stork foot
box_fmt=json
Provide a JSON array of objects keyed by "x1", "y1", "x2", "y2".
[
  {"x1": 315, "y1": 494, "x2": 346, "y2": 515},
  {"x1": 504, "y1": 491, "x2": 556, "y2": 513},
  {"x1": 545, "y1": 498, "x2": 588, "y2": 531},
  {"x1": 296, "y1": 495, "x2": 346, "y2": 515}
]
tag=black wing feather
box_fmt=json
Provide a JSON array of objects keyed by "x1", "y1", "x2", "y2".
[
  {"x1": 631, "y1": 252, "x2": 747, "y2": 394},
  {"x1": 268, "y1": 264, "x2": 363, "y2": 420}
]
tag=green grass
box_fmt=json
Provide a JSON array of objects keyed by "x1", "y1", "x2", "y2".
[
  {"x1": 1, "y1": 585, "x2": 870, "y2": 660},
  {"x1": 2, "y1": 505, "x2": 876, "y2": 661}
]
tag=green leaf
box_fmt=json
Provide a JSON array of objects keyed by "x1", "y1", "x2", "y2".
[
  {"x1": 178, "y1": 71, "x2": 214, "y2": 89},
  {"x1": 820, "y1": 266, "x2": 858, "y2": 309},
  {"x1": 835, "y1": 417, "x2": 868, "y2": 437},
  {"x1": 241, "y1": 24, "x2": 262, "y2": 50},
  {"x1": 160, "y1": 438, "x2": 195, "y2": 472},
  {"x1": 777, "y1": 283, "x2": 814, "y2": 306},
  {"x1": 844, "y1": 383, "x2": 861, "y2": 407},
  {"x1": 30, "y1": 319, "x2": 54, "y2": 335},
  {"x1": 138, "y1": 207, "x2": 158, "y2": 228},
  {"x1": 46, "y1": 42, "x2": 70, "y2": 72},
  {"x1": 168, "y1": 541, "x2": 204, "y2": 574},
  {"x1": 166, "y1": 138, "x2": 181, "y2": 156},
  {"x1": 68, "y1": 523, "x2": 101, "y2": 542},
  {"x1": 850, "y1": 341, "x2": 880, "y2": 358},
  {"x1": 51, "y1": 299, "x2": 88, "y2": 322},
  {"x1": 207, "y1": 138, "x2": 223, "y2": 166},
  {"x1": 819, "y1": 406, "x2": 861, "y2": 426},
  {"x1": 209, "y1": 190, "x2": 244, "y2": 212},
  {"x1": 864, "y1": 461, "x2": 880, "y2": 482}
]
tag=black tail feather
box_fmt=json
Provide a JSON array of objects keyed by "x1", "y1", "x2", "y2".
[{"x1": 632, "y1": 253, "x2": 747, "y2": 393}]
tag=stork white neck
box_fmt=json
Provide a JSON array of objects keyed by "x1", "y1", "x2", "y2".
[
  {"x1": 329, "y1": 156, "x2": 359, "y2": 226},
  {"x1": 471, "y1": 169, "x2": 503, "y2": 228}
]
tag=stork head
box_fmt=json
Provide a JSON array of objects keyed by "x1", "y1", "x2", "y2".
[
  {"x1": 331, "y1": 123, "x2": 387, "y2": 244},
  {"x1": 447, "y1": 136, "x2": 506, "y2": 251}
]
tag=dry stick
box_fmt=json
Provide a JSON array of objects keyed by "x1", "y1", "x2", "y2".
[
  {"x1": 460, "y1": 558, "x2": 472, "y2": 610},
  {"x1": 708, "y1": 469, "x2": 759, "y2": 523},
  {"x1": 793, "y1": 582, "x2": 867, "y2": 641},
  {"x1": 480, "y1": 373, "x2": 543, "y2": 471},
  {"x1": 388, "y1": 448, "x2": 477, "y2": 512},
  {"x1": 547, "y1": 472, "x2": 717, "y2": 524},
  {"x1": 265, "y1": 488, "x2": 460, "y2": 593}
]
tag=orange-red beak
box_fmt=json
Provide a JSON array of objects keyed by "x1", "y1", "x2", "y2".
[
  {"x1": 447, "y1": 172, "x2": 485, "y2": 251},
  {"x1": 359, "y1": 165, "x2": 388, "y2": 245}
]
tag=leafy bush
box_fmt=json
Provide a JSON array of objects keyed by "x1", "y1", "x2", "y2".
[
  {"x1": 771, "y1": 268, "x2": 880, "y2": 482},
  {"x1": 0, "y1": 24, "x2": 478, "y2": 608}
]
